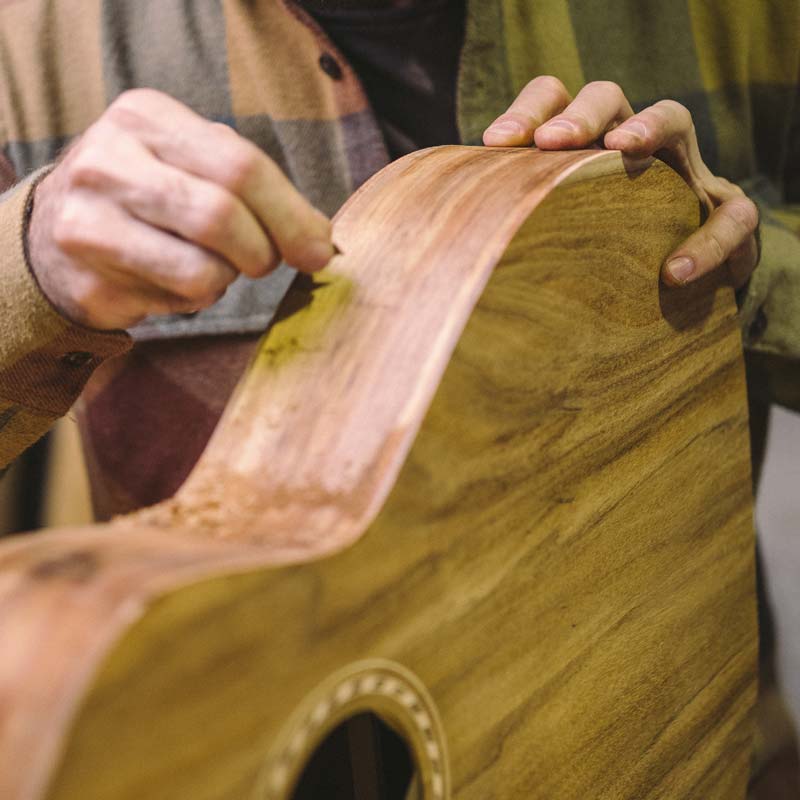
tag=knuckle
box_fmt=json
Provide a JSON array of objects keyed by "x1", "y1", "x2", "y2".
[
  {"x1": 105, "y1": 88, "x2": 170, "y2": 132},
  {"x1": 207, "y1": 263, "x2": 236, "y2": 293},
  {"x1": 248, "y1": 260, "x2": 274, "y2": 279},
  {"x1": 223, "y1": 143, "x2": 261, "y2": 190},
  {"x1": 171, "y1": 257, "x2": 230, "y2": 300},
  {"x1": 725, "y1": 197, "x2": 759, "y2": 233},
  {"x1": 242, "y1": 246, "x2": 273, "y2": 278},
  {"x1": 277, "y1": 232, "x2": 303, "y2": 262},
  {"x1": 51, "y1": 218, "x2": 74, "y2": 251},
  {"x1": 728, "y1": 182, "x2": 746, "y2": 199},
  {"x1": 211, "y1": 121, "x2": 238, "y2": 138},
  {"x1": 281, "y1": 231, "x2": 323, "y2": 267},
  {"x1": 193, "y1": 189, "x2": 237, "y2": 241},
  {"x1": 129, "y1": 177, "x2": 169, "y2": 219},
  {"x1": 109, "y1": 87, "x2": 161, "y2": 114},
  {"x1": 52, "y1": 200, "x2": 92, "y2": 252},
  {"x1": 655, "y1": 99, "x2": 692, "y2": 126},
  {"x1": 587, "y1": 79, "x2": 624, "y2": 98},
  {"x1": 250, "y1": 248, "x2": 280, "y2": 277},
  {"x1": 530, "y1": 75, "x2": 569, "y2": 102},
  {"x1": 644, "y1": 103, "x2": 669, "y2": 127},
  {"x1": 703, "y1": 230, "x2": 727, "y2": 265},
  {"x1": 714, "y1": 175, "x2": 742, "y2": 196},
  {"x1": 172, "y1": 268, "x2": 210, "y2": 303},
  {"x1": 63, "y1": 151, "x2": 108, "y2": 189},
  {"x1": 171, "y1": 266, "x2": 212, "y2": 300},
  {"x1": 498, "y1": 110, "x2": 531, "y2": 128},
  {"x1": 106, "y1": 91, "x2": 146, "y2": 124}
]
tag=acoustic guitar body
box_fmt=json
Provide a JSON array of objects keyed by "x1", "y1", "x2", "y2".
[{"x1": 0, "y1": 147, "x2": 756, "y2": 799}]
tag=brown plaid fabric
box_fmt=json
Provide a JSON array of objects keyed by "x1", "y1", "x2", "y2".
[{"x1": 1, "y1": 0, "x2": 799, "y2": 514}]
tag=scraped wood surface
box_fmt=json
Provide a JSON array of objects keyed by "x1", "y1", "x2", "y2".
[{"x1": 0, "y1": 147, "x2": 756, "y2": 800}]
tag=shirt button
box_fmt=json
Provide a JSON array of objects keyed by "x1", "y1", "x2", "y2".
[
  {"x1": 748, "y1": 306, "x2": 768, "y2": 342},
  {"x1": 61, "y1": 351, "x2": 93, "y2": 368},
  {"x1": 319, "y1": 52, "x2": 343, "y2": 80}
]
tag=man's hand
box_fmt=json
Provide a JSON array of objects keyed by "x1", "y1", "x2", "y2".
[
  {"x1": 28, "y1": 89, "x2": 336, "y2": 330},
  {"x1": 483, "y1": 77, "x2": 759, "y2": 289}
]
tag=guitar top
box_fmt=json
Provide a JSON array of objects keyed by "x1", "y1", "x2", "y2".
[{"x1": 0, "y1": 147, "x2": 756, "y2": 800}]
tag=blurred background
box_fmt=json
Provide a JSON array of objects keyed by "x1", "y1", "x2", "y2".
[
  {"x1": 0, "y1": 416, "x2": 92, "y2": 534},
  {"x1": 758, "y1": 406, "x2": 800, "y2": 734},
  {"x1": 752, "y1": 405, "x2": 800, "y2": 797}
]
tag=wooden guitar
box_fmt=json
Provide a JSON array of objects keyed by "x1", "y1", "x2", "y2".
[{"x1": 0, "y1": 146, "x2": 756, "y2": 799}]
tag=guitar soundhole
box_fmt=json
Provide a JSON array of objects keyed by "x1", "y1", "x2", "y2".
[
  {"x1": 291, "y1": 712, "x2": 420, "y2": 800},
  {"x1": 258, "y1": 661, "x2": 447, "y2": 799}
]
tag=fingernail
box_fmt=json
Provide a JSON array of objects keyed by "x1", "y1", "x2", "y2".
[
  {"x1": 617, "y1": 121, "x2": 647, "y2": 139},
  {"x1": 305, "y1": 239, "x2": 336, "y2": 270},
  {"x1": 484, "y1": 120, "x2": 524, "y2": 141},
  {"x1": 544, "y1": 119, "x2": 577, "y2": 133},
  {"x1": 667, "y1": 256, "x2": 695, "y2": 283}
]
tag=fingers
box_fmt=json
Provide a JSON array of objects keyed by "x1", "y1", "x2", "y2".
[
  {"x1": 662, "y1": 195, "x2": 759, "y2": 288},
  {"x1": 483, "y1": 77, "x2": 760, "y2": 292},
  {"x1": 160, "y1": 124, "x2": 335, "y2": 271},
  {"x1": 484, "y1": 79, "x2": 636, "y2": 150},
  {"x1": 533, "y1": 81, "x2": 634, "y2": 149},
  {"x1": 68, "y1": 132, "x2": 278, "y2": 278},
  {"x1": 106, "y1": 90, "x2": 335, "y2": 272},
  {"x1": 604, "y1": 100, "x2": 721, "y2": 210},
  {"x1": 605, "y1": 99, "x2": 695, "y2": 157},
  {"x1": 29, "y1": 88, "x2": 338, "y2": 331},
  {"x1": 483, "y1": 76, "x2": 572, "y2": 146},
  {"x1": 60, "y1": 266, "x2": 209, "y2": 330},
  {"x1": 52, "y1": 191, "x2": 239, "y2": 320},
  {"x1": 602, "y1": 98, "x2": 760, "y2": 288}
]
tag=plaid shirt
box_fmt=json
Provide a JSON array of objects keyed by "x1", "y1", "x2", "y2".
[{"x1": 1, "y1": 0, "x2": 799, "y2": 514}]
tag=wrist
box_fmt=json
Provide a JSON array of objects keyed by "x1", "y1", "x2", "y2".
[{"x1": 23, "y1": 169, "x2": 105, "y2": 330}]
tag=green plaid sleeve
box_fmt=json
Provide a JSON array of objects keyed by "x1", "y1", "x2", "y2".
[
  {"x1": 738, "y1": 202, "x2": 800, "y2": 357},
  {"x1": 736, "y1": 200, "x2": 800, "y2": 413}
]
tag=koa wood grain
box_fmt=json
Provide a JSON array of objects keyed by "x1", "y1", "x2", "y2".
[{"x1": 0, "y1": 146, "x2": 757, "y2": 800}]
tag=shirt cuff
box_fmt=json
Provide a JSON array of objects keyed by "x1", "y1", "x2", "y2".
[
  {"x1": 737, "y1": 212, "x2": 800, "y2": 359},
  {"x1": 0, "y1": 169, "x2": 132, "y2": 415}
]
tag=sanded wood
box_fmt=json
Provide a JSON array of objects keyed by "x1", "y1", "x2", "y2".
[{"x1": 0, "y1": 147, "x2": 756, "y2": 800}]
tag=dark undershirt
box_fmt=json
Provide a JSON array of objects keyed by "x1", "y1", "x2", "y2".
[{"x1": 300, "y1": 0, "x2": 466, "y2": 159}]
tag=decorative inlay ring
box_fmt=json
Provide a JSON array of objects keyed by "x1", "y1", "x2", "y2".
[{"x1": 253, "y1": 659, "x2": 449, "y2": 799}]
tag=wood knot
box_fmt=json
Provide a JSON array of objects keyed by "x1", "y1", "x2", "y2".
[{"x1": 30, "y1": 550, "x2": 98, "y2": 583}]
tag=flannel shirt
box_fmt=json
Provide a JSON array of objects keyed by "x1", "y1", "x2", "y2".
[{"x1": 0, "y1": 0, "x2": 799, "y2": 515}]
